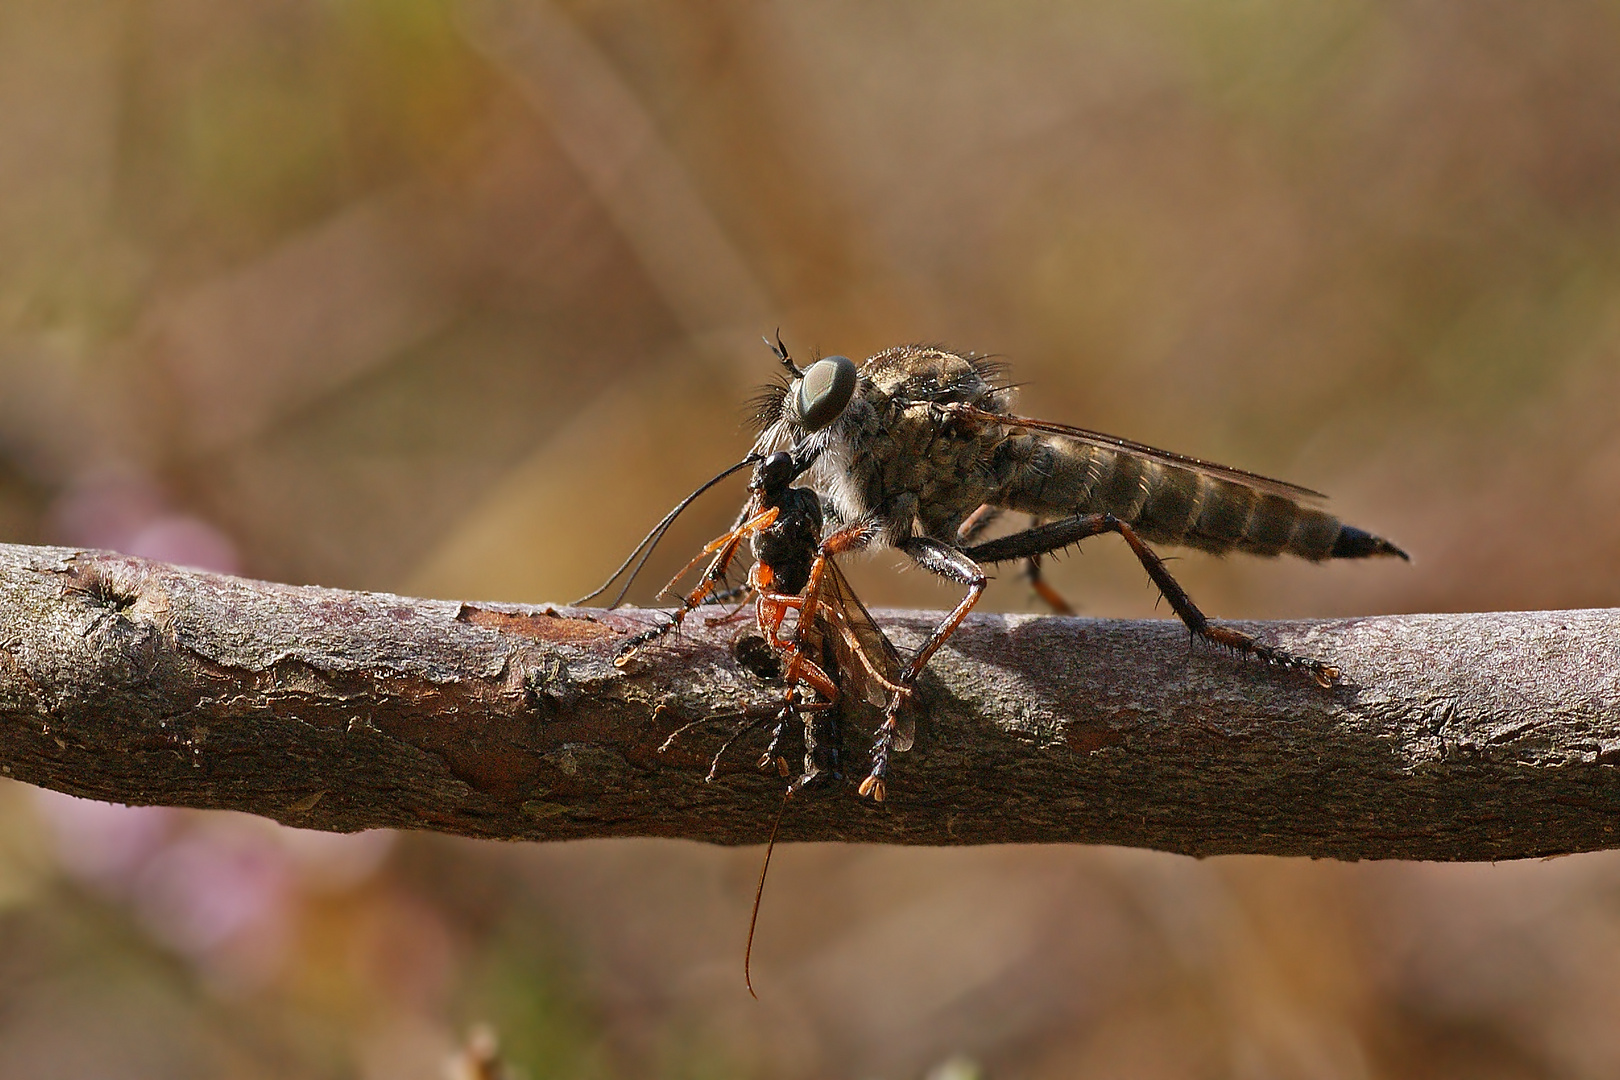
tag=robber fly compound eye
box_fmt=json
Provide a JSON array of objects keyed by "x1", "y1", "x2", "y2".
[{"x1": 790, "y1": 355, "x2": 857, "y2": 432}]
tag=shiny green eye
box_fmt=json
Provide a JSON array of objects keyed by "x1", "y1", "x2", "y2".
[{"x1": 791, "y1": 356, "x2": 857, "y2": 432}]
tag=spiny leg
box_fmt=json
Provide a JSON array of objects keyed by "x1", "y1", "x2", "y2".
[
  {"x1": 858, "y1": 537, "x2": 987, "y2": 801},
  {"x1": 964, "y1": 513, "x2": 1340, "y2": 687},
  {"x1": 895, "y1": 537, "x2": 987, "y2": 685}
]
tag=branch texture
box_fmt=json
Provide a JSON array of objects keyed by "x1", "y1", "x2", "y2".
[{"x1": 0, "y1": 544, "x2": 1616, "y2": 859}]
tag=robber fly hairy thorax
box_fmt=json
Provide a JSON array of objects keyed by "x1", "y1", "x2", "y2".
[{"x1": 751, "y1": 339, "x2": 1409, "y2": 795}]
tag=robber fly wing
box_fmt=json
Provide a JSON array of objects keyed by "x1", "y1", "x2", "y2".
[{"x1": 956, "y1": 406, "x2": 1327, "y2": 502}]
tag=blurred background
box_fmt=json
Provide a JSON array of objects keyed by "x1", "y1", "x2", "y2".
[{"x1": 0, "y1": 0, "x2": 1618, "y2": 1075}]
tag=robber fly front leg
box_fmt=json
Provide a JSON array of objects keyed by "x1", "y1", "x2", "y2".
[
  {"x1": 964, "y1": 513, "x2": 1341, "y2": 687},
  {"x1": 857, "y1": 537, "x2": 987, "y2": 800},
  {"x1": 896, "y1": 537, "x2": 988, "y2": 683}
]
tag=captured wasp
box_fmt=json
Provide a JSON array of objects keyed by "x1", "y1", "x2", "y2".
[
  {"x1": 588, "y1": 445, "x2": 912, "y2": 796},
  {"x1": 583, "y1": 444, "x2": 914, "y2": 996},
  {"x1": 750, "y1": 339, "x2": 1409, "y2": 797}
]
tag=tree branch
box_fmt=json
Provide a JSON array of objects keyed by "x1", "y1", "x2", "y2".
[{"x1": 1, "y1": 543, "x2": 1615, "y2": 859}]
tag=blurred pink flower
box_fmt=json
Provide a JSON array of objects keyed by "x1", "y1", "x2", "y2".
[
  {"x1": 45, "y1": 465, "x2": 239, "y2": 573},
  {"x1": 32, "y1": 788, "x2": 174, "y2": 894},
  {"x1": 125, "y1": 514, "x2": 239, "y2": 574},
  {"x1": 131, "y1": 827, "x2": 295, "y2": 990},
  {"x1": 34, "y1": 786, "x2": 398, "y2": 993}
]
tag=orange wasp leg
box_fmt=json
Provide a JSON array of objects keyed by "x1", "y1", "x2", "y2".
[{"x1": 614, "y1": 506, "x2": 779, "y2": 666}]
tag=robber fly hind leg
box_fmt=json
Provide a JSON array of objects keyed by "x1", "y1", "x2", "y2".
[{"x1": 964, "y1": 513, "x2": 1340, "y2": 687}]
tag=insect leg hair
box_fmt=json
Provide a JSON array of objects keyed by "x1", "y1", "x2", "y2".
[{"x1": 956, "y1": 507, "x2": 1073, "y2": 614}]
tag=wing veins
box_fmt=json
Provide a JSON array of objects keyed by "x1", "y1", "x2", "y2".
[{"x1": 959, "y1": 407, "x2": 1327, "y2": 501}]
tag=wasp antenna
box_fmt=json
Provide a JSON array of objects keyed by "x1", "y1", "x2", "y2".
[
  {"x1": 765, "y1": 330, "x2": 802, "y2": 377},
  {"x1": 573, "y1": 454, "x2": 762, "y2": 607},
  {"x1": 744, "y1": 789, "x2": 792, "y2": 1000}
]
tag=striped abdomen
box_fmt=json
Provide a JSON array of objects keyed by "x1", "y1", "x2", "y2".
[{"x1": 992, "y1": 434, "x2": 1404, "y2": 561}]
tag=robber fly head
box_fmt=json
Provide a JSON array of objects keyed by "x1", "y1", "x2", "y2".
[{"x1": 751, "y1": 334, "x2": 860, "y2": 449}]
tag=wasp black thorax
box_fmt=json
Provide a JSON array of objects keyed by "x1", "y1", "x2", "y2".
[{"x1": 746, "y1": 451, "x2": 823, "y2": 596}]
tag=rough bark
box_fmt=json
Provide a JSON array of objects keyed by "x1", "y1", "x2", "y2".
[{"x1": 1, "y1": 543, "x2": 1616, "y2": 860}]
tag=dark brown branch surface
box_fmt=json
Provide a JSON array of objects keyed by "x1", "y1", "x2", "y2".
[{"x1": 1, "y1": 544, "x2": 1617, "y2": 859}]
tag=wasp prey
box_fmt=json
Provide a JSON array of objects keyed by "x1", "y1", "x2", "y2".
[
  {"x1": 581, "y1": 443, "x2": 918, "y2": 994},
  {"x1": 600, "y1": 446, "x2": 911, "y2": 795},
  {"x1": 753, "y1": 340, "x2": 1408, "y2": 796}
]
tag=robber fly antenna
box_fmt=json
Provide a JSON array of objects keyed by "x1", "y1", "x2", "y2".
[
  {"x1": 745, "y1": 788, "x2": 792, "y2": 999},
  {"x1": 765, "y1": 330, "x2": 803, "y2": 378},
  {"x1": 572, "y1": 454, "x2": 763, "y2": 608}
]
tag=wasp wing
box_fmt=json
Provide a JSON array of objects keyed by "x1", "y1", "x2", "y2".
[
  {"x1": 817, "y1": 557, "x2": 914, "y2": 753},
  {"x1": 955, "y1": 406, "x2": 1327, "y2": 502}
]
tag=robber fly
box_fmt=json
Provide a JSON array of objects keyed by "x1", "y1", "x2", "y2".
[
  {"x1": 596, "y1": 447, "x2": 912, "y2": 794},
  {"x1": 752, "y1": 339, "x2": 1409, "y2": 796}
]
